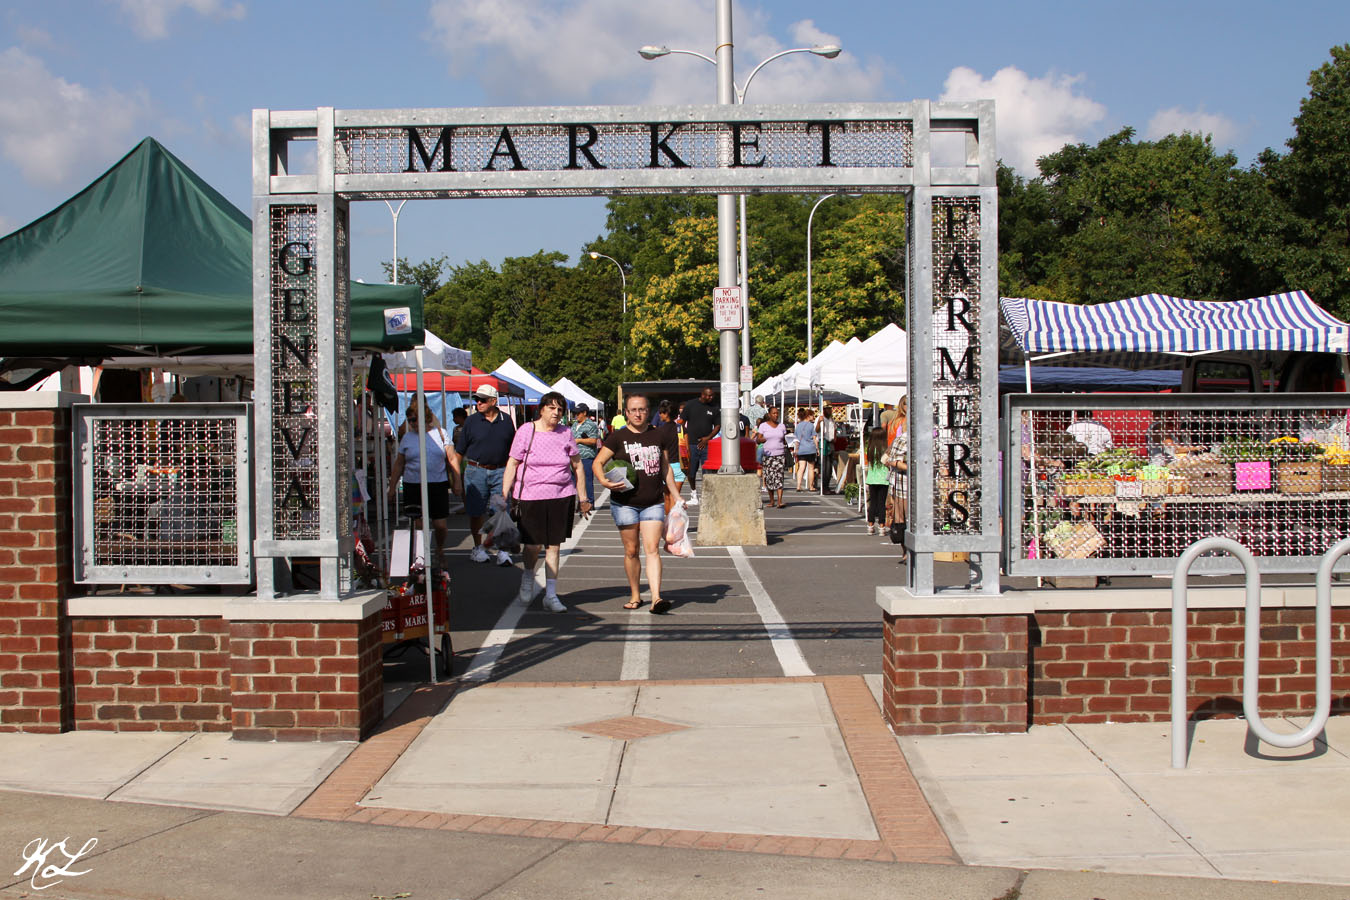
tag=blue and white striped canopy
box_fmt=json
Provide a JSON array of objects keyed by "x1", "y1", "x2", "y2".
[{"x1": 1000, "y1": 292, "x2": 1350, "y2": 357}]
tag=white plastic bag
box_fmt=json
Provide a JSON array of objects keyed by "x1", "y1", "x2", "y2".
[
  {"x1": 481, "y1": 495, "x2": 520, "y2": 553},
  {"x1": 663, "y1": 500, "x2": 694, "y2": 557}
]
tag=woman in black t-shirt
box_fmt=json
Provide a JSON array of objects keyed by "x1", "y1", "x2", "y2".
[{"x1": 593, "y1": 393, "x2": 682, "y2": 614}]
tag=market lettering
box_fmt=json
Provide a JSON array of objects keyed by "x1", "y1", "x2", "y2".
[
  {"x1": 279, "y1": 334, "x2": 312, "y2": 368},
  {"x1": 394, "y1": 121, "x2": 864, "y2": 172},
  {"x1": 278, "y1": 241, "x2": 311, "y2": 276},
  {"x1": 731, "y1": 123, "x2": 765, "y2": 167},
  {"x1": 281, "y1": 426, "x2": 311, "y2": 459},
  {"x1": 946, "y1": 490, "x2": 970, "y2": 526},
  {"x1": 808, "y1": 121, "x2": 835, "y2": 167},
  {"x1": 280, "y1": 475, "x2": 313, "y2": 510},
  {"x1": 648, "y1": 123, "x2": 689, "y2": 168},
  {"x1": 405, "y1": 127, "x2": 455, "y2": 173},
  {"x1": 566, "y1": 124, "x2": 604, "y2": 169},
  {"x1": 484, "y1": 126, "x2": 526, "y2": 171}
]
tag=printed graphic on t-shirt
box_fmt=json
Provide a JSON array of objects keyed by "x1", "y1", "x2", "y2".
[{"x1": 624, "y1": 439, "x2": 662, "y2": 475}]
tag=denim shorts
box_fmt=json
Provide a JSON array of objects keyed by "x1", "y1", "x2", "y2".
[
  {"x1": 463, "y1": 464, "x2": 504, "y2": 517},
  {"x1": 609, "y1": 501, "x2": 666, "y2": 527}
]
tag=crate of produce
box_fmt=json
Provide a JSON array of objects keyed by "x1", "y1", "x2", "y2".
[
  {"x1": 1275, "y1": 459, "x2": 1322, "y2": 495},
  {"x1": 1323, "y1": 463, "x2": 1350, "y2": 492},
  {"x1": 1044, "y1": 520, "x2": 1106, "y2": 559},
  {"x1": 1166, "y1": 476, "x2": 1189, "y2": 495},
  {"x1": 1176, "y1": 460, "x2": 1232, "y2": 496}
]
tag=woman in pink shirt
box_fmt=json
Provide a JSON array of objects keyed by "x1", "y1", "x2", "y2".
[
  {"x1": 755, "y1": 406, "x2": 789, "y2": 508},
  {"x1": 503, "y1": 392, "x2": 592, "y2": 612}
]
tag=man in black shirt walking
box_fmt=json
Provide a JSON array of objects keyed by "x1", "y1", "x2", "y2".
[{"x1": 680, "y1": 386, "x2": 719, "y2": 506}]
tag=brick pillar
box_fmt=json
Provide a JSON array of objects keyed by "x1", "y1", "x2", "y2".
[
  {"x1": 0, "y1": 395, "x2": 79, "y2": 733},
  {"x1": 882, "y1": 613, "x2": 1028, "y2": 735},
  {"x1": 229, "y1": 611, "x2": 383, "y2": 741}
]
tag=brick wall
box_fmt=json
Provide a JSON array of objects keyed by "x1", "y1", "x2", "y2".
[
  {"x1": 0, "y1": 404, "x2": 75, "y2": 733},
  {"x1": 70, "y1": 617, "x2": 230, "y2": 731},
  {"x1": 882, "y1": 614, "x2": 1028, "y2": 735},
  {"x1": 1033, "y1": 608, "x2": 1350, "y2": 725},
  {"x1": 229, "y1": 613, "x2": 383, "y2": 742}
]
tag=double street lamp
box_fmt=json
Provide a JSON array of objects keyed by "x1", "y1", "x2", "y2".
[
  {"x1": 639, "y1": 42, "x2": 841, "y2": 404},
  {"x1": 588, "y1": 251, "x2": 628, "y2": 376}
]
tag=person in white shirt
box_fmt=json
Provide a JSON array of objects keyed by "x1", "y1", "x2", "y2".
[{"x1": 1067, "y1": 411, "x2": 1113, "y2": 455}]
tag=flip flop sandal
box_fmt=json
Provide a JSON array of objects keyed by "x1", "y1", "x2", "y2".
[
  {"x1": 650, "y1": 598, "x2": 672, "y2": 615},
  {"x1": 623, "y1": 598, "x2": 645, "y2": 610}
]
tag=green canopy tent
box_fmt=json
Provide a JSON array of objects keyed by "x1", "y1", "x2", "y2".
[{"x1": 0, "y1": 137, "x2": 421, "y2": 360}]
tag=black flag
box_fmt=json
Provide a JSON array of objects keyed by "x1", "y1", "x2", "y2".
[{"x1": 368, "y1": 355, "x2": 398, "y2": 413}]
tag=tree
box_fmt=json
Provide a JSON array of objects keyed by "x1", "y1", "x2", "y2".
[
  {"x1": 1254, "y1": 44, "x2": 1350, "y2": 318},
  {"x1": 381, "y1": 255, "x2": 449, "y2": 297}
]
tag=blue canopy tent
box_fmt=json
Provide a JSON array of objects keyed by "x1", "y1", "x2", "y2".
[{"x1": 1000, "y1": 291, "x2": 1350, "y2": 391}]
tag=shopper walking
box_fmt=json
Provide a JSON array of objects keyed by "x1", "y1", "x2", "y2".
[
  {"x1": 886, "y1": 398, "x2": 909, "y2": 558},
  {"x1": 593, "y1": 394, "x2": 682, "y2": 614},
  {"x1": 503, "y1": 392, "x2": 591, "y2": 612},
  {"x1": 387, "y1": 402, "x2": 460, "y2": 569},
  {"x1": 817, "y1": 405, "x2": 837, "y2": 493},
  {"x1": 863, "y1": 427, "x2": 890, "y2": 535},
  {"x1": 793, "y1": 407, "x2": 818, "y2": 491},
  {"x1": 454, "y1": 384, "x2": 516, "y2": 565},
  {"x1": 755, "y1": 405, "x2": 788, "y2": 508},
  {"x1": 680, "y1": 386, "x2": 719, "y2": 506},
  {"x1": 571, "y1": 404, "x2": 601, "y2": 502}
]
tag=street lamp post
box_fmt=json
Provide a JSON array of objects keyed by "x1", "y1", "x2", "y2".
[
  {"x1": 589, "y1": 251, "x2": 627, "y2": 376},
  {"x1": 638, "y1": 42, "x2": 841, "y2": 410},
  {"x1": 383, "y1": 199, "x2": 407, "y2": 284},
  {"x1": 805, "y1": 193, "x2": 837, "y2": 365}
]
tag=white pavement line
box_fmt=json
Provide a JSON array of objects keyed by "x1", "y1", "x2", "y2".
[
  {"x1": 619, "y1": 608, "x2": 650, "y2": 681},
  {"x1": 459, "y1": 489, "x2": 604, "y2": 683},
  {"x1": 726, "y1": 545, "x2": 813, "y2": 677}
]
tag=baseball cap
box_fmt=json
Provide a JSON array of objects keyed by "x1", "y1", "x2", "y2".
[
  {"x1": 576, "y1": 403, "x2": 591, "y2": 414},
  {"x1": 473, "y1": 384, "x2": 499, "y2": 401}
]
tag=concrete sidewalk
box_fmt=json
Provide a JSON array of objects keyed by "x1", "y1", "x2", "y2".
[{"x1": 3, "y1": 676, "x2": 1349, "y2": 897}]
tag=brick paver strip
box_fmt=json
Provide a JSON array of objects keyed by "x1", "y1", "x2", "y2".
[
  {"x1": 820, "y1": 675, "x2": 958, "y2": 864},
  {"x1": 296, "y1": 676, "x2": 957, "y2": 865}
]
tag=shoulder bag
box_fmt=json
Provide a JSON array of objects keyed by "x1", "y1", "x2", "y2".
[{"x1": 510, "y1": 426, "x2": 537, "y2": 521}]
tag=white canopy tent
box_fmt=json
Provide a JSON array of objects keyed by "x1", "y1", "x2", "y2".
[
  {"x1": 384, "y1": 330, "x2": 472, "y2": 373},
  {"x1": 551, "y1": 376, "x2": 604, "y2": 415},
  {"x1": 854, "y1": 323, "x2": 909, "y2": 405},
  {"x1": 492, "y1": 358, "x2": 553, "y2": 403}
]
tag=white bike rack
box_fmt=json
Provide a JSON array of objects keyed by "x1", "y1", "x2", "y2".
[{"x1": 1170, "y1": 536, "x2": 1335, "y2": 769}]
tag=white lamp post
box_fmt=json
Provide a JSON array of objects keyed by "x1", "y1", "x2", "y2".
[
  {"x1": 384, "y1": 199, "x2": 407, "y2": 284},
  {"x1": 589, "y1": 251, "x2": 628, "y2": 375},
  {"x1": 639, "y1": 43, "x2": 841, "y2": 405}
]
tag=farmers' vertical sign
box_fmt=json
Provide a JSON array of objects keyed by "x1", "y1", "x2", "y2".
[
  {"x1": 931, "y1": 197, "x2": 981, "y2": 534},
  {"x1": 270, "y1": 205, "x2": 320, "y2": 540}
]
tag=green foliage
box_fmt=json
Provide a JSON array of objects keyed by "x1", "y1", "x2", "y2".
[{"x1": 381, "y1": 255, "x2": 449, "y2": 298}]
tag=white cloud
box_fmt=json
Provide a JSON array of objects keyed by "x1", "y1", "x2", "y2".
[
  {"x1": 426, "y1": 0, "x2": 882, "y2": 106},
  {"x1": 941, "y1": 66, "x2": 1106, "y2": 175},
  {"x1": 1146, "y1": 106, "x2": 1240, "y2": 149},
  {"x1": 113, "y1": 0, "x2": 245, "y2": 40},
  {"x1": 14, "y1": 25, "x2": 56, "y2": 50},
  {"x1": 0, "y1": 48, "x2": 148, "y2": 186}
]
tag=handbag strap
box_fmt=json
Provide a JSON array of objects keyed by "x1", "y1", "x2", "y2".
[{"x1": 513, "y1": 425, "x2": 538, "y2": 501}]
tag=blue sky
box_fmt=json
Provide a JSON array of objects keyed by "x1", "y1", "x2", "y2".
[{"x1": 2, "y1": 0, "x2": 1347, "y2": 284}]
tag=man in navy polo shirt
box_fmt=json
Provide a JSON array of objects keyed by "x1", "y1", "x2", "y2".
[{"x1": 454, "y1": 384, "x2": 517, "y2": 564}]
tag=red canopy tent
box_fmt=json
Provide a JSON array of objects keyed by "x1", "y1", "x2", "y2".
[{"x1": 390, "y1": 367, "x2": 525, "y2": 397}]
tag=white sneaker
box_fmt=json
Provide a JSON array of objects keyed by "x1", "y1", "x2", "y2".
[
  {"x1": 495, "y1": 549, "x2": 513, "y2": 567},
  {"x1": 543, "y1": 594, "x2": 566, "y2": 613},
  {"x1": 687, "y1": 491, "x2": 699, "y2": 507},
  {"x1": 469, "y1": 545, "x2": 490, "y2": 563},
  {"x1": 517, "y1": 576, "x2": 537, "y2": 605}
]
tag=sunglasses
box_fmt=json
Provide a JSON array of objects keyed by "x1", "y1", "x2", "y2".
[{"x1": 474, "y1": 396, "x2": 492, "y2": 403}]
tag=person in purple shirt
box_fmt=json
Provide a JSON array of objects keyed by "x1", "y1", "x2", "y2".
[
  {"x1": 503, "y1": 391, "x2": 592, "y2": 612},
  {"x1": 755, "y1": 406, "x2": 789, "y2": 508}
]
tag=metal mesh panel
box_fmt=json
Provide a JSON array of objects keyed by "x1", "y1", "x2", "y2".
[
  {"x1": 81, "y1": 412, "x2": 246, "y2": 579},
  {"x1": 269, "y1": 204, "x2": 320, "y2": 540},
  {"x1": 334, "y1": 205, "x2": 352, "y2": 545},
  {"x1": 930, "y1": 197, "x2": 982, "y2": 534},
  {"x1": 1013, "y1": 399, "x2": 1350, "y2": 571},
  {"x1": 336, "y1": 120, "x2": 913, "y2": 174}
]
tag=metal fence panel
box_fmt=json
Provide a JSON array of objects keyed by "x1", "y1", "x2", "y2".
[
  {"x1": 73, "y1": 403, "x2": 253, "y2": 584},
  {"x1": 1004, "y1": 393, "x2": 1350, "y2": 576}
]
